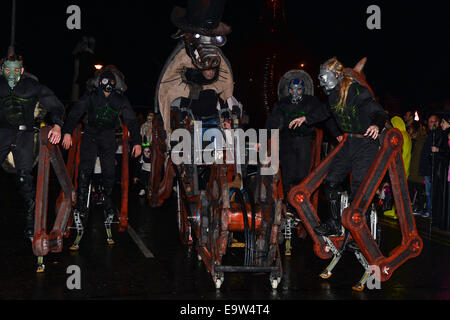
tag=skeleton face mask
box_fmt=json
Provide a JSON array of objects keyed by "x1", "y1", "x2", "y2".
[
  {"x1": 143, "y1": 147, "x2": 151, "y2": 159},
  {"x1": 288, "y1": 78, "x2": 305, "y2": 104}
]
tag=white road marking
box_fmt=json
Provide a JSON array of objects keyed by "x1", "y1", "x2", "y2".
[{"x1": 127, "y1": 225, "x2": 154, "y2": 258}]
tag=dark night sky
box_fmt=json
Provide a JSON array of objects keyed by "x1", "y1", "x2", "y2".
[{"x1": 0, "y1": 0, "x2": 449, "y2": 116}]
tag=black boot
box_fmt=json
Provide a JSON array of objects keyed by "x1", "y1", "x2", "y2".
[
  {"x1": 76, "y1": 171, "x2": 92, "y2": 227},
  {"x1": 315, "y1": 181, "x2": 343, "y2": 236},
  {"x1": 16, "y1": 170, "x2": 35, "y2": 240},
  {"x1": 314, "y1": 198, "x2": 342, "y2": 236}
]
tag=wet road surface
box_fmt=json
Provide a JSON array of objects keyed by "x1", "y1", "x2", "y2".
[{"x1": 0, "y1": 171, "x2": 449, "y2": 301}]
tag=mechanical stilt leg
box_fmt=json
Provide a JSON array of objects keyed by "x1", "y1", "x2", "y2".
[
  {"x1": 70, "y1": 174, "x2": 91, "y2": 251},
  {"x1": 283, "y1": 209, "x2": 300, "y2": 256},
  {"x1": 214, "y1": 272, "x2": 224, "y2": 289},
  {"x1": 349, "y1": 205, "x2": 379, "y2": 291},
  {"x1": 270, "y1": 272, "x2": 282, "y2": 290},
  {"x1": 36, "y1": 255, "x2": 45, "y2": 273},
  {"x1": 319, "y1": 229, "x2": 351, "y2": 279},
  {"x1": 284, "y1": 215, "x2": 292, "y2": 256},
  {"x1": 104, "y1": 209, "x2": 117, "y2": 245},
  {"x1": 70, "y1": 209, "x2": 84, "y2": 251},
  {"x1": 319, "y1": 236, "x2": 341, "y2": 279},
  {"x1": 319, "y1": 253, "x2": 341, "y2": 279},
  {"x1": 103, "y1": 180, "x2": 117, "y2": 245},
  {"x1": 319, "y1": 193, "x2": 350, "y2": 279},
  {"x1": 352, "y1": 250, "x2": 371, "y2": 292}
]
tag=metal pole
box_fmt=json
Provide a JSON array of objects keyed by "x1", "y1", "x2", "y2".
[{"x1": 8, "y1": 0, "x2": 16, "y2": 56}]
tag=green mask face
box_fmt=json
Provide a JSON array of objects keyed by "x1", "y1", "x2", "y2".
[{"x1": 3, "y1": 60, "x2": 23, "y2": 88}]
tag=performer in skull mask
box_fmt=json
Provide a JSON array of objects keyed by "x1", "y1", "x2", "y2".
[
  {"x1": 312, "y1": 57, "x2": 386, "y2": 236},
  {"x1": 266, "y1": 72, "x2": 342, "y2": 197},
  {"x1": 0, "y1": 54, "x2": 64, "y2": 238},
  {"x1": 62, "y1": 66, "x2": 141, "y2": 229}
]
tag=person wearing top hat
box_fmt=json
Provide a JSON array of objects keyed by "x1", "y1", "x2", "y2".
[{"x1": 170, "y1": 0, "x2": 233, "y2": 117}]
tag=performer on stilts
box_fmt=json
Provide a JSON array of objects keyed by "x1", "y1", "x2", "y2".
[
  {"x1": 314, "y1": 57, "x2": 386, "y2": 238},
  {"x1": 266, "y1": 72, "x2": 342, "y2": 200},
  {"x1": 290, "y1": 57, "x2": 386, "y2": 239},
  {"x1": 0, "y1": 54, "x2": 64, "y2": 239},
  {"x1": 62, "y1": 65, "x2": 141, "y2": 248}
]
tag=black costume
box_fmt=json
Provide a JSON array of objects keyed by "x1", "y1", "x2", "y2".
[
  {"x1": 430, "y1": 128, "x2": 450, "y2": 230},
  {"x1": 134, "y1": 146, "x2": 151, "y2": 196},
  {"x1": 266, "y1": 95, "x2": 340, "y2": 195},
  {"x1": 0, "y1": 75, "x2": 65, "y2": 236},
  {"x1": 180, "y1": 88, "x2": 223, "y2": 120},
  {"x1": 316, "y1": 81, "x2": 386, "y2": 236},
  {"x1": 179, "y1": 67, "x2": 224, "y2": 119},
  {"x1": 63, "y1": 86, "x2": 141, "y2": 220}
]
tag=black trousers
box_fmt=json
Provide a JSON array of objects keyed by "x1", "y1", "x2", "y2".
[
  {"x1": 137, "y1": 169, "x2": 150, "y2": 190},
  {"x1": 0, "y1": 128, "x2": 34, "y2": 172},
  {"x1": 79, "y1": 130, "x2": 116, "y2": 187},
  {"x1": 77, "y1": 129, "x2": 117, "y2": 215},
  {"x1": 324, "y1": 136, "x2": 380, "y2": 199},
  {"x1": 280, "y1": 135, "x2": 313, "y2": 196},
  {"x1": 0, "y1": 128, "x2": 35, "y2": 217}
]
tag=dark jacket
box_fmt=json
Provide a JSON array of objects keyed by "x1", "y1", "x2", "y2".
[
  {"x1": 180, "y1": 89, "x2": 225, "y2": 119},
  {"x1": 409, "y1": 131, "x2": 427, "y2": 184},
  {"x1": 266, "y1": 95, "x2": 341, "y2": 139},
  {"x1": 433, "y1": 129, "x2": 450, "y2": 165},
  {"x1": 419, "y1": 129, "x2": 448, "y2": 177},
  {"x1": 0, "y1": 75, "x2": 64, "y2": 129},
  {"x1": 327, "y1": 82, "x2": 386, "y2": 134},
  {"x1": 431, "y1": 128, "x2": 450, "y2": 229},
  {"x1": 62, "y1": 88, "x2": 141, "y2": 146}
]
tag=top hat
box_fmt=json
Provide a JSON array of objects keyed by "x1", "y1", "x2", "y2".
[{"x1": 171, "y1": 0, "x2": 231, "y2": 36}]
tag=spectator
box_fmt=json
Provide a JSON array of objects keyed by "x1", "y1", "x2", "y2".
[
  {"x1": 419, "y1": 114, "x2": 441, "y2": 218},
  {"x1": 431, "y1": 112, "x2": 450, "y2": 230},
  {"x1": 133, "y1": 144, "x2": 152, "y2": 197},
  {"x1": 384, "y1": 116, "x2": 411, "y2": 219},
  {"x1": 408, "y1": 121, "x2": 427, "y2": 215},
  {"x1": 403, "y1": 110, "x2": 415, "y2": 130}
]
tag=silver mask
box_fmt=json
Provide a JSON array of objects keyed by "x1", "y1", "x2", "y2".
[{"x1": 318, "y1": 68, "x2": 340, "y2": 94}]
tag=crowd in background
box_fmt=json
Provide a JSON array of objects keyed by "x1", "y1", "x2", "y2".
[{"x1": 381, "y1": 109, "x2": 450, "y2": 231}]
